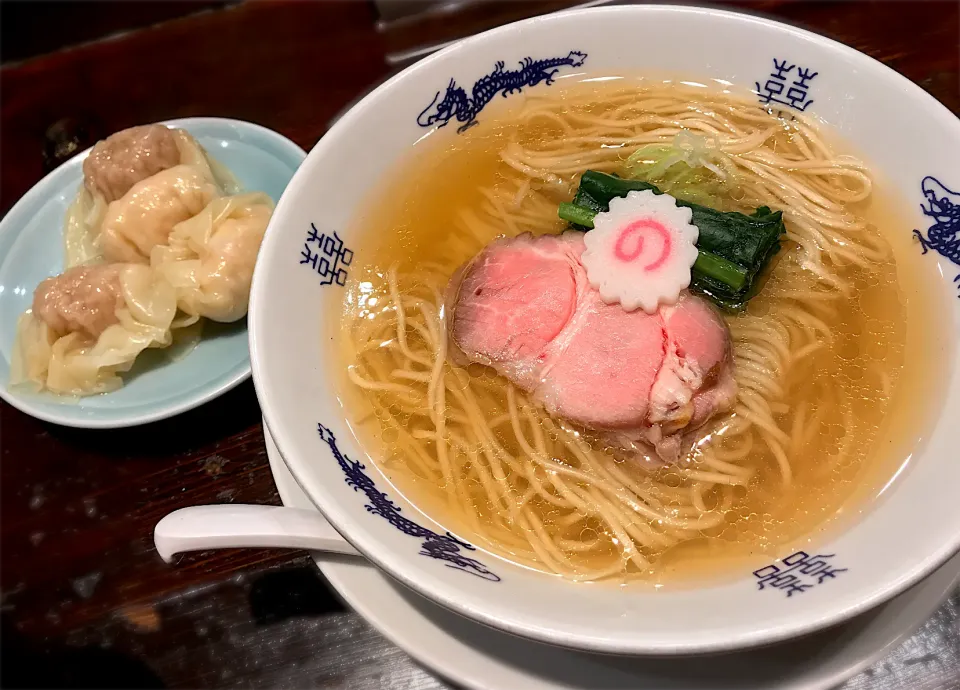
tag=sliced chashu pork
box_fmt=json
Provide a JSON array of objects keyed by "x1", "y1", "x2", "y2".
[{"x1": 445, "y1": 232, "x2": 737, "y2": 463}]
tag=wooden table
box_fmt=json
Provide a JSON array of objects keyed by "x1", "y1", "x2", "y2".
[{"x1": 2, "y1": 1, "x2": 958, "y2": 687}]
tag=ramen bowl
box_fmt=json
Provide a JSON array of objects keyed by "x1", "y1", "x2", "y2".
[{"x1": 250, "y1": 5, "x2": 960, "y2": 655}]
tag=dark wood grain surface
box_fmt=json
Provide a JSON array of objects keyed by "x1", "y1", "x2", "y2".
[{"x1": 2, "y1": 1, "x2": 959, "y2": 687}]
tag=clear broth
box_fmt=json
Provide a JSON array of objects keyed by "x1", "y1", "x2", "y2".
[{"x1": 330, "y1": 80, "x2": 945, "y2": 586}]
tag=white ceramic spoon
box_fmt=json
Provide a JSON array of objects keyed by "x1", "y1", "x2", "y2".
[{"x1": 154, "y1": 504, "x2": 361, "y2": 562}]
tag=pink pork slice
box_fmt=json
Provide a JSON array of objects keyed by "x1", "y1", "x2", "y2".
[{"x1": 445, "y1": 232, "x2": 736, "y2": 463}]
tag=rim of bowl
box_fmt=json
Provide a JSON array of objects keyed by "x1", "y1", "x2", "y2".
[
  {"x1": 251, "y1": 4, "x2": 960, "y2": 654},
  {"x1": 0, "y1": 117, "x2": 305, "y2": 429}
]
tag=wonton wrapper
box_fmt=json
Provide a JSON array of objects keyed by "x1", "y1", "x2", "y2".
[
  {"x1": 64, "y1": 188, "x2": 109, "y2": 268},
  {"x1": 10, "y1": 264, "x2": 179, "y2": 396},
  {"x1": 151, "y1": 192, "x2": 274, "y2": 323},
  {"x1": 64, "y1": 128, "x2": 240, "y2": 269},
  {"x1": 99, "y1": 165, "x2": 219, "y2": 264}
]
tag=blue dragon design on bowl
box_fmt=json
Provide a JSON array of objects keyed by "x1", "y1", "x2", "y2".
[
  {"x1": 317, "y1": 423, "x2": 500, "y2": 581},
  {"x1": 417, "y1": 50, "x2": 587, "y2": 133},
  {"x1": 914, "y1": 176, "x2": 960, "y2": 293}
]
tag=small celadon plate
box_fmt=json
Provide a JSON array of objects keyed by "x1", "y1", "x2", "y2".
[{"x1": 0, "y1": 117, "x2": 305, "y2": 428}]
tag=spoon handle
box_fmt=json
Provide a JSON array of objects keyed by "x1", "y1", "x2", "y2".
[{"x1": 154, "y1": 504, "x2": 361, "y2": 563}]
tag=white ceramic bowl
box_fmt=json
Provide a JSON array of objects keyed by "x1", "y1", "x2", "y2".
[{"x1": 250, "y1": 5, "x2": 960, "y2": 655}]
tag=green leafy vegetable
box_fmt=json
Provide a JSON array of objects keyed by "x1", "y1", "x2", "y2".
[
  {"x1": 558, "y1": 170, "x2": 785, "y2": 310},
  {"x1": 692, "y1": 251, "x2": 748, "y2": 293},
  {"x1": 557, "y1": 202, "x2": 598, "y2": 229}
]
